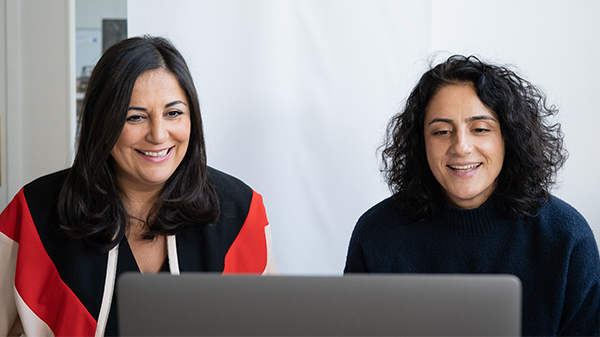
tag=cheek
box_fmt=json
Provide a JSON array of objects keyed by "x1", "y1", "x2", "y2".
[
  {"x1": 109, "y1": 144, "x2": 126, "y2": 172},
  {"x1": 178, "y1": 125, "x2": 191, "y2": 143},
  {"x1": 424, "y1": 137, "x2": 444, "y2": 169},
  {"x1": 482, "y1": 137, "x2": 505, "y2": 166},
  {"x1": 110, "y1": 138, "x2": 125, "y2": 158},
  {"x1": 175, "y1": 118, "x2": 192, "y2": 143},
  {"x1": 114, "y1": 125, "x2": 137, "y2": 147},
  {"x1": 110, "y1": 127, "x2": 139, "y2": 159}
]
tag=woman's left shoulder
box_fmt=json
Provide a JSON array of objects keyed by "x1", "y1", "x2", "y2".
[
  {"x1": 540, "y1": 195, "x2": 587, "y2": 223},
  {"x1": 207, "y1": 167, "x2": 253, "y2": 194},
  {"x1": 206, "y1": 166, "x2": 259, "y2": 209},
  {"x1": 536, "y1": 195, "x2": 594, "y2": 240}
]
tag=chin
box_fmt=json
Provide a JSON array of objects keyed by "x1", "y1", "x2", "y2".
[
  {"x1": 141, "y1": 174, "x2": 172, "y2": 186},
  {"x1": 445, "y1": 188, "x2": 483, "y2": 204}
]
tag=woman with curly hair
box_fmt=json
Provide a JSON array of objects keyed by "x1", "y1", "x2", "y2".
[{"x1": 344, "y1": 55, "x2": 599, "y2": 336}]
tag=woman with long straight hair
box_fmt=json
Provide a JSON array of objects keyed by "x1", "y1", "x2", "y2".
[{"x1": 0, "y1": 35, "x2": 276, "y2": 336}]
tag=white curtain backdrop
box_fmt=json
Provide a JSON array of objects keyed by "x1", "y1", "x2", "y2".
[{"x1": 128, "y1": 0, "x2": 600, "y2": 275}]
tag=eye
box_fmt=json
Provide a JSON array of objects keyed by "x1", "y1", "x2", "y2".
[
  {"x1": 166, "y1": 110, "x2": 184, "y2": 118},
  {"x1": 125, "y1": 115, "x2": 145, "y2": 122},
  {"x1": 473, "y1": 128, "x2": 490, "y2": 134},
  {"x1": 433, "y1": 130, "x2": 451, "y2": 136}
]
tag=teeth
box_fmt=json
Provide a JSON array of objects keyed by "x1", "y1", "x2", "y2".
[
  {"x1": 450, "y1": 163, "x2": 480, "y2": 171},
  {"x1": 140, "y1": 149, "x2": 169, "y2": 157}
]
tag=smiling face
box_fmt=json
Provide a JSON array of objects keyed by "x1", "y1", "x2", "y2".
[
  {"x1": 111, "y1": 68, "x2": 191, "y2": 194},
  {"x1": 424, "y1": 82, "x2": 505, "y2": 209}
]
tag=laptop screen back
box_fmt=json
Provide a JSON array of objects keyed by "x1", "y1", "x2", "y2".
[{"x1": 117, "y1": 273, "x2": 521, "y2": 336}]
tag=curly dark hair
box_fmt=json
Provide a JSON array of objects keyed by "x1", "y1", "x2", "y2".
[
  {"x1": 381, "y1": 55, "x2": 567, "y2": 221},
  {"x1": 58, "y1": 36, "x2": 219, "y2": 251}
]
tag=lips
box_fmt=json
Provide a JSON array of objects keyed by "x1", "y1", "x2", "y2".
[
  {"x1": 448, "y1": 163, "x2": 482, "y2": 172},
  {"x1": 136, "y1": 147, "x2": 172, "y2": 158}
]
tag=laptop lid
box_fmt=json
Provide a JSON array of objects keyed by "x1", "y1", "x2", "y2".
[{"x1": 117, "y1": 273, "x2": 521, "y2": 336}]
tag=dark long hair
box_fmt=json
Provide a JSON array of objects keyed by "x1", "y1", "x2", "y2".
[
  {"x1": 58, "y1": 36, "x2": 219, "y2": 251},
  {"x1": 381, "y1": 55, "x2": 567, "y2": 221}
]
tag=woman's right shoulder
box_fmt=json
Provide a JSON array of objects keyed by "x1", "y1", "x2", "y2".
[
  {"x1": 355, "y1": 196, "x2": 411, "y2": 231},
  {"x1": 23, "y1": 168, "x2": 71, "y2": 199},
  {"x1": 25, "y1": 168, "x2": 71, "y2": 189},
  {"x1": 2, "y1": 169, "x2": 70, "y2": 235}
]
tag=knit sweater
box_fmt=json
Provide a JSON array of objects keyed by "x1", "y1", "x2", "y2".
[{"x1": 344, "y1": 195, "x2": 600, "y2": 336}]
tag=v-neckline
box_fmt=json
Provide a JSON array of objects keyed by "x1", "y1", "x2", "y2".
[{"x1": 119, "y1": 237, "x2": 169, "y2": 273}]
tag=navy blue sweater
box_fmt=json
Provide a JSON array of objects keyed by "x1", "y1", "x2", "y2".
[{"x1": 345, "y1": 195, "x2": 600, "y2": 336}]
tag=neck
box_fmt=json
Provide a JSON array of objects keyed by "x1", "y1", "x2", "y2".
[
  {"x1": 115, "y1": 177, "x2": 165, "y2": 242},
  {"x1": 117, "y1": 181, "x2": 162, "y2": 218}
]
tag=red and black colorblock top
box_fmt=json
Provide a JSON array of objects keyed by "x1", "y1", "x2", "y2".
[{"x1": 0, "y1": 167, "x2": 275, "y2": 336}]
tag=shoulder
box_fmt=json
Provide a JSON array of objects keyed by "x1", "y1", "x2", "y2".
[
  {"x1": 358, "y1": 196, "x2": 410, "y2": 225},
  {"x1": 21, "y1": 169, "x2": 70, "y2": 214},
  {"x1": 535, "y1": 197, "x2": 600, "y2": 335},
  {"x1": 207, "y1": 166, "x2": 253, "y2": 201},
  {"x1": 353, "y1": 196, "x2": 413, "y2": 237},
  {"x1": 207, "y1": 167, "x2": 262, "y2": 220},
  {"x1": 1, "y1": 169, "x2": 70, "y2": 244},
  {"x1": 535, "y1": 195, "x2": 593, "y2": 240},
  {"x1": 196, "y1": 168, "x2": 271, "y2": 273},
  {"x1": 531, "y1": 195, "x2": 599, "y2": 265},
  {"x1": 345, "y1": 196, "x2": 418, "y2": 273},
  {"x1": 23, "y1": 169, "x2": 70, "y2": 197}
]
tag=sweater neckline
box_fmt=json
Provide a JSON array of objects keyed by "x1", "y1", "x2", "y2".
[{"x1": 435, "y1": 195, "x2": 508, "y2": 236}]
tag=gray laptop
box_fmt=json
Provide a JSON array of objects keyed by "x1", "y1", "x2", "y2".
[{"x1": 117, "y1": 273, "x2": 521, "y2": 336}]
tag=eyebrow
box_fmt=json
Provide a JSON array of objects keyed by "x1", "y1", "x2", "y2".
[
  {"x1": 128, "y1": 100, "x2": 188, "y2": 112},
  {"x1": 427, "y1": 115, "x2": 498, "y2": 126}
]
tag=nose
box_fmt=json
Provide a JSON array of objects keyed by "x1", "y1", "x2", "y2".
[
  {"x1": 147, "y1": 118, "x2": 168, "y2": 144},
  {"x1": 450, "y1": 129, "x2": 473, "y2": 155}
]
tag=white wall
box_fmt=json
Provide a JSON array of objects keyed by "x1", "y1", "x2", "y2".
[
  {"x1": 0, "y1": 1, "x2": 7, "y2": 207},
  {"x1": 127, "y1": 0, "x2": 599, "y2": 275},
  {"x1": 1, "y1": 0, "x2": 75, "y2": 206}
]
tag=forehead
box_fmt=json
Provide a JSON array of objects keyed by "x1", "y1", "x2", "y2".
[
  {"x1": 425, "y1": 83, "x2": 496, "y2": 122},
  {"x1": 130, "y1": 68, "x2": 187, "y2": 103}
]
